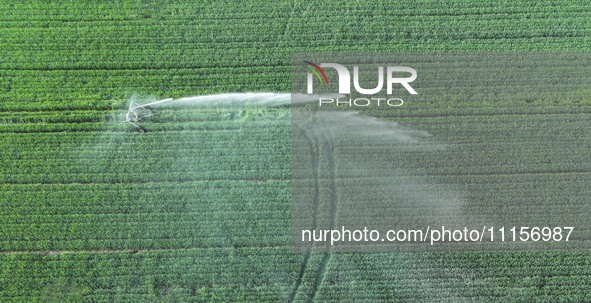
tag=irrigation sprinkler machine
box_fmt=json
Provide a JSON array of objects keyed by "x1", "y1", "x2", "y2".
[
  {"x1": 124, "y1": 93, "x2": 335, "y2": 132},
  {"x1": 125, "y1": 98, "x2": 173, "y2": 132}
]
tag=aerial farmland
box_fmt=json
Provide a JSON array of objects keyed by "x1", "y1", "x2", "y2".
[{"x1": 1, "y1": 1, "x2": 591, "y2": 302}]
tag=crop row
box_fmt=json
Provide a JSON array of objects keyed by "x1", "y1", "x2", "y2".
[
  {"x1": 0, "y1": 181, "x2": 287, "y2": 205},
  {"x1": 0, "y1": 247, "x2": 302, "y2": 301},
  {"x1": 2, "y1": 249, "x2": 591, "y2": 302}
]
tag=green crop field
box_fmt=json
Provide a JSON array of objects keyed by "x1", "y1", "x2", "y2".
[{"x1": 2, "y1": 1, "x2": 591, "y2": 302}]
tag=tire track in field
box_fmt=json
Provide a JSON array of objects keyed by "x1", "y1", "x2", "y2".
[
  {"x1": 307, "y1": 116, "x2": 337, "y2": 303},
  {"x1": 288, "y1": 111, "x2": 339, "y2": 303},
  {"x1": 288, "y1": 116, "x2": 320, "y2": 303}
]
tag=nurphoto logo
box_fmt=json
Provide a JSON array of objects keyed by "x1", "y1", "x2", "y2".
[{"x1": 303, "y1": 60, "x2": 417, "y2": 107}]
